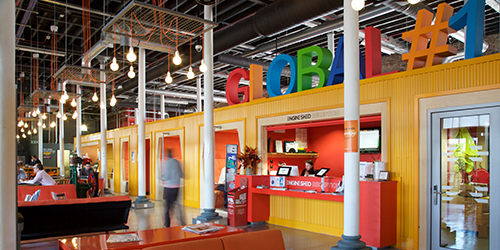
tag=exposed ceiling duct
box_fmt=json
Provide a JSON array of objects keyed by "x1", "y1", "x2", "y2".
[{"x1": 145, "y1": 89, "x2": 228, "y2": 103}]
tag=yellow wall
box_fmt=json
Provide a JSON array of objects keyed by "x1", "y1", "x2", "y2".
[{"x1": 79, "y1": 53, "x2": 500, "y2": 249}]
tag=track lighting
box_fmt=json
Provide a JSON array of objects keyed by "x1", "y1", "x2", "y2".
[
  {"x1": 173, "y1": 50, "x2": 182, "y2": 65},
  {"x1": 187, "y1": 66, "x2": 195, "y2": 79},
  {"x1": 126, "y1": 47, "x2": 137, "y2": 62},
  {"x1": 165, "y1": 72, "x2": 173, "y2": 84},
  {"x1": 199, "y1": 59, "x2": 207, "y2": 73},
  {"x1": 110, "y1": 57, "x2": 119, "y2": 71},
  {"x1": 128, "y1": 66, "x2": 136, "y2": 79},
  {"x1": 92, "y1": 92, "x2": 98, "y2": 102}
]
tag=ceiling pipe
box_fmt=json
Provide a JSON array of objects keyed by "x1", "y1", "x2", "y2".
[
  {"x1": 145, "y1": 89, "x2": 228, "y2": 103},
  {"x1": 16, "y1": 45, "x2": 65, "y2": 57},
  {"x1": 39, "y1": 0, "x2": 114, "y2": 17},
  {"x1": 116, "y1": 101, "x2": 195, "y2": 113},
  {"x1": 486, "y1": 0, "x2": 500, "y2": 12},
  {"x1": 16, "y1": 0, "x2": 37, "y2": 44},
  {"x1": 111, "y1": 0, "x2": 345, "y2": 98}
]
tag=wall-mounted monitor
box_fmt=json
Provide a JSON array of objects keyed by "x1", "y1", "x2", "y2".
[{"x1": 359, "y1": 128, "x2": 381, "y2": 153}]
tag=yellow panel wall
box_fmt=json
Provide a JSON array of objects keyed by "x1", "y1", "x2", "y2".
[{"x1": 79, "y1": 53, "x2": 500, "y2": 249}]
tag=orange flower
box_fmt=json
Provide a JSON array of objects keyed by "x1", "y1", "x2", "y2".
[{"x1": 236, "y1": 146, "x2": 261, "y2": 170}]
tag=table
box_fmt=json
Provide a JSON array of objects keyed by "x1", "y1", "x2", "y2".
[{"x1": 58, "y1": 223, "x2": 244, "y2": 250}]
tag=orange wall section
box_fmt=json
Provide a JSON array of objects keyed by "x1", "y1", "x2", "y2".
[{"x1": 79, "y1": 53, "x2": 500, "y2": 249}]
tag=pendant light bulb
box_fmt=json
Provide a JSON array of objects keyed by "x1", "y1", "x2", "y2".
[
  {"x1": 16, "y1": 135, "x2": 20, "y2": 139},
  {"x1": 126, "y1": 46, "x2": 137, "y2": 62},
  {"x1": 32, "y1": 111, "x2": 37, "y2": 117},
  {"x1": 36, "y1": 108, "x2": 40, "y2": 115},
  {"x1": 37, "y1": 121, "x2": 42, "y2": 126},
  {"x1": 92, "y1": 92, "x2": 98, "y2": 102},
  {"x1": 63, "y1": 115, "x2": 67, "y2": 121},
  {"x1": 19, "y1": 120, "x2": 24, "y2": 127},
  {"x1": 24, "y1": 123, "x2": 28, "y2": 128},
  {"x1": 351, "y1": 0, "x2": 365, "y2": 11},
  {"x1": 199, "y1": 59, "x2": 207, "y2": 73},
  {"x1": 21, "y1": 128, "x2": 25, "y2": 132},
  {"x1": 173, "y1": 50, "x2": 182, "y2": 65},
  {"x1": 22, "y1": 133, "x2": 26, "y2": 138},
  {"x1": 17, "y1": 121, "x2": 22, "y2": 127},
  {"x1": 71, "y1": 98, "x2": 77, "y2": 107},
  {"x1": 42, "y1": 113, "x2": 47, "y2": 120},
  {"x1": 110, "y1": 95, "x2": 117, "y2": 107},
  {"x1": 110, "y1": 57, "x2": 119, "y2": 71},
  {"x1": 50, "y1": 121, "x2": 56, "y2": 128},
  {"x1": 407, "y1": 0, "x2": 419, "y2": 4},
  {"x1": 128, "y1": 66, "x2": 136, "y2": 79},
  {"x1": 100, "y1": 102, "x2": 106, "y2": 109},
  {"x1": 165, "y1": 72, "x2": 173, "y2": 84},
  {"x1": 62, "y1": 91, "x2": 69, "y2": 101},
  {"x1": 187, "y1": 66, "x2": 195, "y2": 79},
  {"x1": 33, "y1": 128, "x2": 37, "y2": 134},
  {"x1": 56, "y1": 112, "x2": 61, "y2": 118},
  {"x1": 27, "y1": 130, "x2": 32, "y2": 135},
  {"x1": 72, "y1": 110, "x2": 78, "y2": 119},
  {"x1": 42, "y1": 123, "x2": 46, "y2": 129}
]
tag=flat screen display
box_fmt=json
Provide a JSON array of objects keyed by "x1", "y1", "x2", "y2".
[{"x1": 359, "y1": 128, "x2": 381, "y2": 153}]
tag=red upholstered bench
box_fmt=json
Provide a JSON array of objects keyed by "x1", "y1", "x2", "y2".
[{"x1": 17, "y1": 184, "x2": 77, "y2": 202}]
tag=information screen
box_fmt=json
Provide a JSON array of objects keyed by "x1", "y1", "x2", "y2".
[{"x1": 359, "y1": 129, "x2": 380, "y2": 152}]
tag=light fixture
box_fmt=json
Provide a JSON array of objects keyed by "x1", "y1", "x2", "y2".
[
  {"x1": 21, "y1": 128, "x2": 25, "y2": 132},
  {"x1": 173, "y1": 50, "x2": 182, "y2": 65},
  {"x1": 126, "y1": 46, "x2": 137, "y2": 62},
  {"x1": 50, "y1": 121, "x2": 56, "y2": 128},
  {"x1": 22, "y1": 133, "x2": 26, "y2": 138},
  {"x1": 110, "y1": 57, "x2": 119, "y2": 71},
  {"x1": 72, "y1": 110, "x2": 78, "y2": 119},
  {"x1": 19, "y1": 120, "x2": 24, "y2": 127},
  {"x1": 16, "y1": 135, "x2": 20, "y2": 139},
  {"x1": 42, "y1": 113, "x2": 47, "y2": 120},
  {"x1": 24, "y1": 123, "x2": 28, "y2": 128},
  {"x1": 165, "y1": 72, "x2": 173, "y2": 84},
  {"x1": 187, "y1": 66, "x2": 195, "y2": 79},
  {"x1": 92, "y1": 92, "x2": 98, "y2": 102},
  {"x1": 408, "y1": 0, "x2": 419, "y2": 4},
  {"x1": 32, "y1": 111, "x2": 37, "y2": 117},
  {"x1": 33, "y1": 128, "x2": 37, "y2": 134},
  {"x1": 81, "y1": 124, "x2": 88, "y2": 131},
  {"x1": 37, "y1": 121, "x2": 42, "y2": 126},
  {"x1": 42, "y1": 123, "x2": 46, "y2": 129},
  {"x1": 56, "y1": 112, "x2": 62, "y2": 118},
  {"x1": 110, "y1": 95, "x2": 117, "y2": 107},
  {"x1": 27, "y1": 130, "x2": 32, "y2": 135},
  {"x1": 62, "y1": 91, "x2": 69, "y2": 101},
  {"x1": 71, "y1": 98, "x2": 77, "y2": 107},
  {"x1": 63, "y1": 115, "x2": 67, "y2": 121},
  {"x1": 199, "y1": 59, "x2": 207, "y2": 73},
  {"x1": 36, "y1": 108, "x2": 40, "y2": 114},
  {"x1": 100, "y1": 102, "x2": 106, "y2": 109},
  {"x1": 128, "y1": 66, "x2": 136, "y2": 78},
  {"x1": 351, "y1": 0, "x2": 365, "y2": 11}
]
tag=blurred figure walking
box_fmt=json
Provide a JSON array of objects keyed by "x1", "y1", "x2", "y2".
[{"x1": 162, "y1": 149, "x2": 184, "y2": 227}]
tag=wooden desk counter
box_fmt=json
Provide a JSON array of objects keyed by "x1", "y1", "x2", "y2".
[{"x1": 58, "y1": 223, "x2": 243, "y2": 250}]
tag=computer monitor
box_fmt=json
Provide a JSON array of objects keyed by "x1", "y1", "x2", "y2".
[{"x1": 289, "y1": 165, "x2": 300, "y2": 176}]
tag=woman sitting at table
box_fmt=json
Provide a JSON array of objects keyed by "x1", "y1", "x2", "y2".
[
  {"x1": 21, "y1": 163, "x2": 56, "y2": 186},
  {"x1": 301, "y1": 160, "x2": 315, "y2": 177}
]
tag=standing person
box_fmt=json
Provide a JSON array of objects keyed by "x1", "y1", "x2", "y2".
[
  {"x1": 21, "y1": 164, "x2": 56, "y2": 186},
  {"x1": 162, "y1": 149, "x2": 184, "y2": 227},
  {"x1": 17, "y1": 161, "x2": 27, "y2": 182},
  {"x1": 301, "y1": 159, "x2": 315, "y2": 176},
  {"x1": 28, "y1": 155, "x2": 41, "y2": 166}
]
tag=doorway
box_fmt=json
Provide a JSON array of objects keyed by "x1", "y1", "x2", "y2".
[
  {"x1": 429, "y1": 105, "x2": 499, "y2": 249},
  {"x1": 155, "y1": 130, "x2": 183, "y2": 201},
  {"x1": 120, "y1": 137, "x2": 130, "y2": 194}
]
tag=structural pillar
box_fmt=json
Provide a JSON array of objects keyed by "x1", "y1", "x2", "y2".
[
  {"x1": 0, "y1": 0, "x2": 17, "y2": 248},
  {"x1": 99, "y1": 60, "x2": 108, "y2": 191},
  {"x1": 333, "y1": 1, "x2": 369, "y2": 249},
  {"x1": 58, "y1": 87, "x2": 65, "y2": 176},
  {"x1": 76, "y1": 85, "x2": 82, "y2": 156},
  {"x1": 38, "y1": 115, "x2": 43, "y2": 164},
  {"x1": 197, "y1": 4, "x2": 222, "y2": 223},
  {"x1": 133, "y1": 47, "x2": 152, "y2": 208},
  {"x1": 160, "y1": 95, "x2": 165, "y2": 119}
]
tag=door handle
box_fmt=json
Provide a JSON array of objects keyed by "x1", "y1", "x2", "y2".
[{"x1": 433, "y1": 185, "x2": 445, "y2": 205}]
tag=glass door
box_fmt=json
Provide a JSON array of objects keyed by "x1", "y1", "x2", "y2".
[{"x1": 430, "y1": 106, "x2": 500, "y2": 250}]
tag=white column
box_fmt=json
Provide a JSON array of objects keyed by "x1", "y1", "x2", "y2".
[
  {"x1": 76, "y1": 85, "x2": 82, "y2": 156},
  {"x1": 197, "y1": 76, "x2": 202, "y2": 112},
  {"x1": 327, "y1": 32, "x2": 335, "y2": 70},
  {"x1": 137, "y1": 47, "x2": 146, "y2": 199},
  {"x1": 197, "y1": 4, "x2": 219, "y2": 221},
  {"x1": 100, "y1": 62, "x2": 108, "y2": 189},
  {"x1": 0, "y1": 0, "x2": 17, "y2": 247},
  {"x1": 59, "y1": 98, "x2": 65, "y2": 176},
  {"x1": 160, "y1": 95, "x2": 165, "y2": 119},
  {"x1": 343, "y1": 0, "x2": 360, "y2": 237},
  {"x1": 38, "y1": 116, "x2": 43, "y2": 164}
]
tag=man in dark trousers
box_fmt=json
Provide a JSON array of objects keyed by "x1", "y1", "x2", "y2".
[{"x1": 161, "y1": 149, "x2": 184, "y2": 227}]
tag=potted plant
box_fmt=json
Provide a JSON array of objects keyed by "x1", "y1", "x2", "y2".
[
  {"x1": 454, "y1": 128, "x2": 478, "y2": 196},
  {"x1": 237, "y1": 146, "x2": 261, "y2": 175}
]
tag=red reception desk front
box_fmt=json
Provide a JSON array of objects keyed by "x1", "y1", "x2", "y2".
[{"x1": 234, "y1": 175, "x2": 397, "y2": 248}]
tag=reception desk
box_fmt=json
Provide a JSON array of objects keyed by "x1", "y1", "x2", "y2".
[{"x1": 234, "y1": 175, "x2": 397, "y2": 248}]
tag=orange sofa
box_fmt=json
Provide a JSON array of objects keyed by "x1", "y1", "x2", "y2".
[
  {"x1": 17, "y1": 184, "x2": 77, "y2": 202},
  {"x1": 142, "y1": 229, "x2": 285, "y2": 250}
]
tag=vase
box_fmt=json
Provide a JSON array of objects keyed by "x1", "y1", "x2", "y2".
[{"x1": 245, "y1": 167, "x2": 253, "y2": 175}]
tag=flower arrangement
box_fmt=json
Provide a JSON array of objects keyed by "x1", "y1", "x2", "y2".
[{"x1": 237, "y1": 146, "x2": 261, "y2": 171}]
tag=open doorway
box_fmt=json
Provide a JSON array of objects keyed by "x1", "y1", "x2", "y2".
[
  {"x1": 214, "y1": 130, "x2": 240, "y2": 209},
  {"x1": 146, "y1": 136, "x2": 151, "y2": 196},
  {"x1": 120, "y1": 137, "x2": 130, "y2": 194},
  {"x1": 155, "y1": 130, "x2": 183, "y2": 201},
  {"x1": 106, "y1": 142, "x2": 114, "y2": 192}
]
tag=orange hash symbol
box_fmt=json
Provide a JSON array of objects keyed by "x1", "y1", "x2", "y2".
[{"x1": 402, "y1": 3, "x2": 457, "y2": 70}]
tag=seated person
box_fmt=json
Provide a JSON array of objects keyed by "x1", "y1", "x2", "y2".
[
  {"x1": 21, "y1": 163, "x2": 56, "y2": 186},
  {"x1": 28, "y1": 155, "x2": 41, "y2": 166},
  {"x1": 216, "y1": 167, "x2": 227, "y2": 208},
  {"x1": 301, "y1": 159, "x2": 315, "y2": 176},
  {"x1": 80, "y1": 162, "x2": 94, "y2": 177},
  {"x1": 17, "y1": 161, "x2": 27, "y2": 182}
]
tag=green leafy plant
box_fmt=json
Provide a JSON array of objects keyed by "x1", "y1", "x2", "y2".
[{"x1": 454, "y1": 128, "x2": 478, "y2": 185}]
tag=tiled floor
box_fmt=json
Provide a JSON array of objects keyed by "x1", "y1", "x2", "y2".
[{"x1": 21, "y1": 194, "x2": 399, "y2": 250}]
